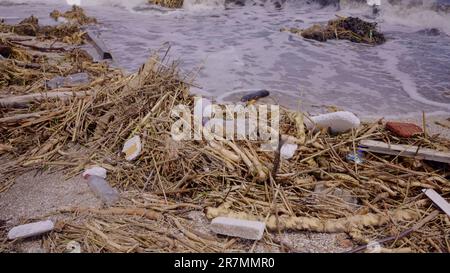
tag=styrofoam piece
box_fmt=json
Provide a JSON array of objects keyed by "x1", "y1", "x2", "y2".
[
  {"x1": 211, "y1": 217, "x2": 265, "y2": 240},
  {"x1": 122, "y1": 135, "x2": 142, "y2": 161}
]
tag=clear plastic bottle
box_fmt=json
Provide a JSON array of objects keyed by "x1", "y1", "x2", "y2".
[{"x1": 86, "y1": 175, "x2": 119, "y2": 206}]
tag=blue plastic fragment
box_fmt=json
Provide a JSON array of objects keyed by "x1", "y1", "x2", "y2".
[{"x1": 346, "y1": 149, "x2": 364, "y2": 164}]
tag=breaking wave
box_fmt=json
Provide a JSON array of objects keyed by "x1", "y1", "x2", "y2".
[{"x1": 52, "y1": 0, "x2": 450, "y2": 34}]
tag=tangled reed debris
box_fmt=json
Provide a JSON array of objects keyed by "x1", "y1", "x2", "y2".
[
  {"x1": 282, "y1": 16, "x2": 386, "y2": 45},
  {"x1": 148, "y1": 0, "x2": 184, "y2": 9},
  {"x1": 50, "y1": 5, "x2": 97, "y2": 25}
]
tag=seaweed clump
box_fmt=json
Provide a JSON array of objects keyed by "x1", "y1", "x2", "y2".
[
  {"x1": 148, "y1": 0, "x2": 184, "y2": 9},
  {"x1": 50, "y1": 5, "x2": 97, "y2": 25},
  {"x1": 0, "y1": 16, "x2": 82, "y2": 42},
  {"x1": 283, "y1": 17, "x2": 386, "y2": 45}
]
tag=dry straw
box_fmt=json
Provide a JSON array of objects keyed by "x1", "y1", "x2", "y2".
[{"x1": 1, "y1": 7, "x2": 449, "y2": 253}]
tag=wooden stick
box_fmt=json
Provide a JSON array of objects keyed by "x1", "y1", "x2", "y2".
[
  {"x1": 360, "y1": 139, "x2": 450, "y2": 164},
  {"x1": 60, "y1": 207, "x2": 162, "y2": 220},
  {"x1": 10, "y1": 40, "x2": 66, "y2": 52},
  {"x1": 0, "y1": 111, "x2": 48, "y2": 123},
  {"x1": 0, "y1": 90, "x2": 92, "y2": 108}
]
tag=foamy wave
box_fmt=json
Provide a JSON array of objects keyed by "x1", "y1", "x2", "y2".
[
  {"x1": 183, "y1": 0, "x2": 225, "y2": 10},
  {"x1": 338, "y1": 0, "x2": 450, "y2": 35},
  {"x1": 0, "y1": 0, "x2": 149, "y2": 9},
  {"x1": 380, "y1": 3, "x2": 450, "y2": 35}
]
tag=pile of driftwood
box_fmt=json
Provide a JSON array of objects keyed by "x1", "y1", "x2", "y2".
[
  {"x1": 282, "y1": 17, "x2": 386, "y2": 45},
  {"x1": 1, "y1": 8, "x2": 449, "y2": 253}
]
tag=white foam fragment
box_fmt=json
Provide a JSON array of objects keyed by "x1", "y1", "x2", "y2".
[
  {"x1": 280, "y1": 143, "x2": 298, "y2": 159},
  {"x1": 306, "y1": 111, "x2": 360, "y2": 133},
  {"x1": 82, "y1": 166, "x2": 107, "y2": 179},
  {"x1": 7, "y1": 220, "x2": 54, "y2": 240},
  {"x1": 122, "y1": 135, "x2": 142, "y2": 161},
  {"x1": 211, "y1": 217, "x2": 265, "y2": 240}
]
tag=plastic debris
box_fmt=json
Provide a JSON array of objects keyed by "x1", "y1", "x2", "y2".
[
  {"x1": 122, "y1": 135, "x2": 142, "y2": 161},
  {"x1": 210, "y1": 216, "x2": 265, "y2": 240},
  {"x1": 280, "y1": 143, "x2": 298, "y2": 159},
  {"x1": 85, "y1": 174, "x2": 119, "y2": 206},
  {"x1": 422, "y1": 189, "x2": 450, "y2": 217},
  {"x1": 84, "y1": 28, "x2": 113, "y2": 60},
  {"x1": 82, "y1": 166, "x2": 119, "y2": 206},
  {"x1": 346, "y1": 150, "x2": 364, "y2": 164},
  {"x1": 46, "y1": 72, "x2": 90, "y2": 89},
  {"x1": 7, "y1": 220, "x2": 54, "y2": 240},
  {"x1": 306, "y1": 111, "x2": 360, "y2": 133}
]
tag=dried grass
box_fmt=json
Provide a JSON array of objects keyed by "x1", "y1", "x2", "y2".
[{"x1": 50, "y1": 6, "x2": 97, "y2": 25}]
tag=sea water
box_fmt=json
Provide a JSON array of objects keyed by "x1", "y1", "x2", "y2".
[{"x1": 1, "y1": 0, "x2": 449, "y2": 118}]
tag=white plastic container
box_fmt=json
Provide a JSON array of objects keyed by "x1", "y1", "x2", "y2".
[{"x1": 306, "y1": 111, "x2": 360, "y2": 133}]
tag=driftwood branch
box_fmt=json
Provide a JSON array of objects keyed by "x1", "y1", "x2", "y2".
[
  {"x1": 0, "y1": 90, "x2": 92, "y2": 108},
  {"x1": 10, "y1": 40, "x2": 66, "y2": 52},
  {"x1": 0, "y1": 111, "x2": 48, "y2": 123},
  {"x1": 60, "y1": 207, "x2": 162, "y2": 220}
]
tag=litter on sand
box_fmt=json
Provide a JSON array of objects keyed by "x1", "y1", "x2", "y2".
[
  {"x1": 7, "y1": 220, "x2": 54, "y2": 240},
  {"x1": 305, "y1": 111, "x2": 361, "y2": 133},
  {"x1": 210, "y1": 217, "x2": 266, "y2": 240}
]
